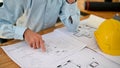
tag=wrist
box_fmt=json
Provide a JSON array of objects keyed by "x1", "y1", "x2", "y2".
[{"x1": 23, "y1": 28, "x2": 30, "y2": 39}]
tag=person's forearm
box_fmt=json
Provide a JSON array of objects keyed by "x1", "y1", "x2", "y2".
[
  {"x1": 0, "y1": 0, "x2": 28, "y2": 39},
  {"x1": 0, "y1": 23, "x2": 27, "y2": 40}
]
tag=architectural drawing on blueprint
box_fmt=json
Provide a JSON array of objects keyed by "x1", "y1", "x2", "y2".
[{"x1": 1, "y1": 27, "x2": 120, "y2": 68}]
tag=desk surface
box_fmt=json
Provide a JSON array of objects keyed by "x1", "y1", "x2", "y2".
[{"x1": 0, "y1": 0, "x2": 120, "y2": 67}]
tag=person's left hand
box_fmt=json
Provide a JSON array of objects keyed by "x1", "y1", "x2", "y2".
[{"x1": 66, "y1": 0, "x2": 76, "y2": 4}]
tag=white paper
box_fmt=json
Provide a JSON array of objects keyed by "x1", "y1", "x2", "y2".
[
  {"x1": 54, "y1": 19, "x2": 98, "y2": 49},
  {"x1": 94, "y1": 48, "x2": 120, "y2": 65},
  {"x1": 2, "y1": 41, "x2": 120, "y2": 68},
  {"x1": 53, "y1": 48, "x2": 120, "y2": 68},
  {"x1": 1, "y1": 31, "x2": 86, "y2": 68},
  {"x1": 86, "y1": 14, "x2": 106, "y2": 28}
]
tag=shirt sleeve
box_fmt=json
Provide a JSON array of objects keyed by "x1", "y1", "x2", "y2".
[
  {"x1": 0, "y1": 0, "x2": 30, "y2": 40},
  {"x1": 59, "y1": 1, "x2": 80, "y2": 32}
]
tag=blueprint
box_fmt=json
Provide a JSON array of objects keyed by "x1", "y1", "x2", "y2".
[
  {"x1": 1, "y1": 29, "x2": 120, "y2": 68},
  {"x1": 1, "y1": 31, "x2": 86, "y2": 68}
]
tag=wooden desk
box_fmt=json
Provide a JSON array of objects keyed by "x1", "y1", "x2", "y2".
[{"x1": 77, "y1": 0, "x2": 120, "y2": 19}]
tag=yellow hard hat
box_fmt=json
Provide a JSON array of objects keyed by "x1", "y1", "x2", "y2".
[{"x1": 94, "y1": 19, "x2": 120, "y2": 56}]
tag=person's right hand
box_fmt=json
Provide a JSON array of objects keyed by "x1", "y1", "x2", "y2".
[{"x1": 23, "y1": 28, "x2": 46, "y2": 52}]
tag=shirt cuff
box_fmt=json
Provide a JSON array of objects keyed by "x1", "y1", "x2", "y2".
[{"x1": 14, "y1": 26, "x2": 27, "y2": 40}]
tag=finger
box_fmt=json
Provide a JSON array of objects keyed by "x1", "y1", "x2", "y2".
[
  {"x1": 40, "y1": 39, "x2": 46, "y2": 52},
  {"x1": 29, "y1": 42, "x2": 33, "y2": 48},
  {"x1": 33, "y1": 42, "x2": 37, "y2": 49},
  {"x1": 36, "y1": 40, "x2": 40, "y2": 48},
  {"x1": 42, "y1": 40, "x2": 45, "y2": 43}
]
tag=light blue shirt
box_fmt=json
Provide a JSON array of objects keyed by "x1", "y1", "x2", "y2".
[{"x1": 0, "y1": 0, "x2": 80, "y2": 40}]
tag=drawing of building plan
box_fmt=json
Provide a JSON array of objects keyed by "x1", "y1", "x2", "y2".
[
  {"x1": 1, "y1": 30, "x2": 86, "y2": 68},
  {"x1": 54, "y1": 19, "x2": 120, "y2": 66},
  {"x1": 55, "y1": 48, "x2": 120, "y2": 68},
  {"x1": 1, "y1": 29, "x2": 120, "y2": 68}
]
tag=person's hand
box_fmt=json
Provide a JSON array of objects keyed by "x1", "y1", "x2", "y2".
[
  {"x1": 66, "y1": 0, "x2": 76, "y2": 4},
  {"x1": 23, "y1": 28, "x2": 46, "y2": 52}
]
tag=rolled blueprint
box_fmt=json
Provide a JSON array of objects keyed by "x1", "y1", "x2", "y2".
[
  {"x1": 85, "y1": 2, "x2": 120, "y2": 11},
  {"x1": 105, "y1": 0, "x2": 112, "y2": 2}
]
